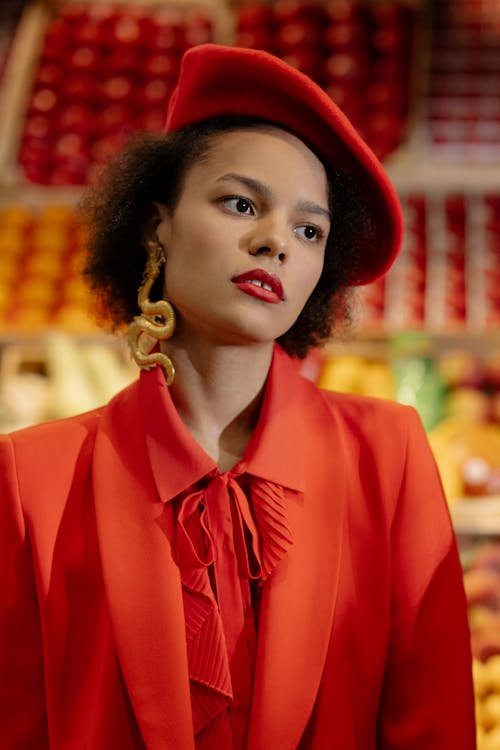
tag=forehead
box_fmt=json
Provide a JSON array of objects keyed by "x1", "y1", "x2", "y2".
[{"x1": 186, "y1": 126, "x2": 329, "y2": 202}]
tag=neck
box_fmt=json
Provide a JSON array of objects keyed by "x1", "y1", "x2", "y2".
[{"x1": 160, "y1": 335, "x2": 275, "y2": 471}]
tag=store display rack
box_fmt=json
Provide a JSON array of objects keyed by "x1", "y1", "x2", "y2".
[{"x1": 0, "y1": 0, "x2": 499, "y2": 528}]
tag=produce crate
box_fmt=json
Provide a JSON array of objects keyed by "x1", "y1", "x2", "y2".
[
  {"x1": 0, "y1": 0, "x2": 233, "y2": 188},
  {"x1": 231, "y1": 0, "x2": 427, "y2": 161}
]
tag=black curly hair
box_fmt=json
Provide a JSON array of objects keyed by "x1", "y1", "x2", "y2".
[{"x1": 81, "y1": 116, "x2": 368, "y2": 358}]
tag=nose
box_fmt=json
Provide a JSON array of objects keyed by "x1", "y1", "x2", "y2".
[{"x1": 246, "y1": 215, "x2": 288, "y2": 262}]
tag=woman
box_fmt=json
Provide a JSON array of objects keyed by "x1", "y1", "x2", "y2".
[{"x1": 0, "y1": 45, "x2": 475, "y2": 749}]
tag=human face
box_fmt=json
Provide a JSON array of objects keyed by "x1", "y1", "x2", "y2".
[{"x1": 155, "y1": 126, "x2": 331, "y2": 348}]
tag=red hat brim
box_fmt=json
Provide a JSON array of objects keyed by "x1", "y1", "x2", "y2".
[{"x1": 165, "y1": 44, "x2": 403, "y2": 285}]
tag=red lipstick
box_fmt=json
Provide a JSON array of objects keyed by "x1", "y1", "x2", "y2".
[{"x1": 232, "y1": 269, "x2": 284, "y2": 304}]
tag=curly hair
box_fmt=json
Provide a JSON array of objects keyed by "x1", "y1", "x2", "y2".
[{"x1": 81, "y1": 116, "x2": 368, "y2": 358}]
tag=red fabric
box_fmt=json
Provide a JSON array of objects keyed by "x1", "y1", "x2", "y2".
[
  {"x1": 164, "y1": 44, "x2": 403, "y2": 285},
  {"x1": 0, "y1": 345, "x2": 475, "y2": 748},
  {"x1": 143, "y1": 364, "x2": 294, "y2": 748}
]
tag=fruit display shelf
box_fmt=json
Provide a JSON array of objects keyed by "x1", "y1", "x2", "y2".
[
  {"x1": 318, "y1": 330, "x2": 500, "y2": 524},
  {"x1": 0, "y1": 0, "x2": 28, "y2": 85},
  {"x1": 0, "y1": 331, "x2": 136, "y2": 431},
  {"x1": 1, "y1": 0, "x2": 498, "y2": 194},
  {"x1": 0, "y1": 0, "x2": 233, "y2": 187},
  {"x1": 453, "y1": 498, "x2": 500, "y2": 536},
  {"x1": 357, "y1": 189, "x2": 500, "y2": 333},
  {"x1": 233, "y1": 0, "x2": 423, "y2": 161},
  {"x1": 461, "y1": 539, "x2": 500, "y2": 748},
  {"x1": 425, "y1": 0, "x2": 500, "y2": 162},
  {"x1": 0, "y1": 0, "x2": 429, "y2": 189},
  {"x1": 0, "y1": 201, "x2": 97, "y2": 333}
]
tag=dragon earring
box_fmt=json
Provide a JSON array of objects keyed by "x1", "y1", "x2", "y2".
[{"x1": 127, "y1": 241, "x2": 176, "y2": 385}]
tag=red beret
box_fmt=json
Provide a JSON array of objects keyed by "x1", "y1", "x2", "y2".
[{"x1": 165, "y1": 44, "x2": 403, "y2": 285}]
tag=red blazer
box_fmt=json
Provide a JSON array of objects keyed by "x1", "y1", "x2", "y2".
[{"x1": 0, "y1": 346, "x2": 475, "y2": 749}]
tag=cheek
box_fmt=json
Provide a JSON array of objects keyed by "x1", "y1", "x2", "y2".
[{"x1": 301, "y1": 254, "x2": 325, "y2": 297}]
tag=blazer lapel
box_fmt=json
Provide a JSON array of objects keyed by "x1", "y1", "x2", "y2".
[
  {"x1": 92, "y1": 351, "x2": 347, "y2": 749},
  {"x1": 247, "y1": 373, "x2": 348, "y2": 749},
  {"x1": 92, "y1": 381, "x2": 195, "y2": 750}
]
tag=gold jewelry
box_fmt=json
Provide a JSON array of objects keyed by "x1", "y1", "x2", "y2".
[{"x1": 127, "y1": 241, "x2": 176, "y2": 385}]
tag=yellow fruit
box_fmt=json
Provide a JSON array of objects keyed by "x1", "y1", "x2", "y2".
[
  {"x1": 0, "y1": 229, "x2": 26, "y2": 257},
  {"x1": 486, "y1": 656, "x2": 500, "y2": 693},
  {"x1": 483, "y1": 725, "x2": 500, "y2": 750},
  {"x1": 66, "y1": 252, "x2": 85, "y2": 276},
  {"x1": 474, "y1": 658, "x2": 489, "y2": 698},
  {"x1": 481, "y1": 693, "x2": 500, "y2": 730},
  {"x1": 0, "y1": 283, "x2": 10, "y2": 306},
  {"x1": 9, "y1": 305, "x2": 50, "y2": 332},
  {"x1": 446, "y1": 387, "x2": 490, "y2": 422},
  {"x1": 26, "y1": 252, "x2": 62, "y2": 279},
  {"x1": 318, "y1": 355, "x2": 366, "y2": 394},
  {"x1": 19, "y1": 278, "x2": 55, "y2": 305},
  {"x1": 360, "y1": 361, "x2": 395, "y2": 400},
  {"x1": 0, "y1": 205, "x2": 31, "y2": 229},
  {"x1": 31, "y1": 227, "x2": 69, "y2": 254},
  {"x1": 37, "y1": 205, "x2": 75, "y2": 226},
  {"x1": 53, "y1": 304, "x2": 97, "y2": 333},
  {"x1": 0, "y1": 262, "x2": 16, "y2": 285},
  {"x1": 63, "y1": 277, "x2": 90, "y2": 303},
  {"x1": 470, "y1": 607, "x2": 497, "y2": 632}
]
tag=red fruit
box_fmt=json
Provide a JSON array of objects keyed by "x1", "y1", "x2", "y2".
[
  {"x1": 61, "y1": 74, "x2": 96, "y2": 102},
  {"x1": 324, "y1": 52, "x2": 365, "y2": 81},
  {"x1": 324, "y1": 23, "x2": 365, "y2": 51},
  {"x1": 237, "y1": 3, "x2": 275, "y2": 28},
  {"x1": 57, "y1": 104, "x2": 94, "y2": 134},
  {"x1": 69, "y1": 46, "x2": 100, "y2": 72},
  {"x1": 280, "y1": 49, "x2": 320, "y2": 79},
  {"x1": 36, "y1": 61, "x2": 63, "y2": 88},
  {"x1": 236, "y1": 28, "x2": 274, "y2": 49},
  {"x1": 100, "y1": 103, "x2": 132, "y2": 132},
  {"x1": 149, "y1": 25, "x2": 177, "y2": 53},
  {"x1": 29, "y1": 88, "x2": 58, "y2": 115},
  {"x1": 274, "y1": 0, "x2": 317, "y2": 24},
  {"x1": 138, "y1": 79, "x2": 171, "y2": 107},
  {"x1": 143, "y1": 53, "x2": 179, "y2": 80},
  {"x1": 55, "y1": 132, "x2": 88, "y2": 157},
  {"x1": 110, "y1": 17, "x2": 141, "y2": 45},
  {"x1": 75, "y1": 20, "x2": 102, "y2": 46},
  {"x1": 325, "y1": 0, "x2": 362, "y2": 25},
  {"x1": 276, "y1": 21, "x2": 321, "y2": 49},
  {"x1": 107, "y1": 47, "x2": 139, "y2": 74},
  {"x1": 100, "y1": 76, "x2": 133, "y2": 104},
  {"x1": 23, "y1": 114, "x2": 52, "y2": 140},
  {"x1": 43, "y1": 20, "x2": 71, "y2": 58}
]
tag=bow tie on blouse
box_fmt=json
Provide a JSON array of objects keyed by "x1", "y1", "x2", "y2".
[{"x1": 171, "y1": 472, "x2": 294, "y2": 748}]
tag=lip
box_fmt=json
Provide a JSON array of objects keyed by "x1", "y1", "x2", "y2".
[{"x1": 231, "y1": 268, "x2": 284, "y2": 304}]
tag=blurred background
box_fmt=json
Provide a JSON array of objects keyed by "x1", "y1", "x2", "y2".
[{"x1": 0, "y1": 1, "x2": 499, "y2": 742}]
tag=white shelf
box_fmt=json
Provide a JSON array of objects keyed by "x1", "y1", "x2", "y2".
[
  {"x1": 451, "y1": 497, "x2": 500, "y2": 536},
  {"x1": 386, "y1": 157, "x2": 500, "y2": 194}
]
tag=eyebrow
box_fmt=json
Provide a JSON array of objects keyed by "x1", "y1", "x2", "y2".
[{"x1": 215, "y1": 172, "x2": 331, "y2": 223}]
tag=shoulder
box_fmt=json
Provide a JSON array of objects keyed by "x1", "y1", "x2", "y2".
[
  {"x1": 3, "y1": 406, "x2": 102, "y2": 451},
  {"x1": 4, "y1": 378, "x2": 139, "y2": 449},
  {"x1": 0, "y1": 381, "x2": 140, "y2": 522},
  {"x1": 1, "y1": 378, "x2": 138, "y2": 470},
  {"x1": 0, "y1": 408, "x2": 103, "y2": 486},
  {"x1": 301, "y1": 378, "x2": 422, "y2": 447}
]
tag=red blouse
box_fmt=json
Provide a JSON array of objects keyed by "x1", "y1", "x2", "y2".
[{"x1": 141, "y1": 366, "x2": 294, "y2": 749}]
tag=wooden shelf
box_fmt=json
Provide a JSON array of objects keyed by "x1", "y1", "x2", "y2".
[{"x1": 451, "y1": 497, "x2": 500, "y2": 536}]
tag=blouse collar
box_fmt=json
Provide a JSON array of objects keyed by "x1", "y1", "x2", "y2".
[{"x1": 139, "y1": 343, "x2": 307, "y2": 503}]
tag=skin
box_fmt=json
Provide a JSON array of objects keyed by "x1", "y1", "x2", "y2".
[{"x1": 152, "y1": 126, "x2": 331, "y2": 470}]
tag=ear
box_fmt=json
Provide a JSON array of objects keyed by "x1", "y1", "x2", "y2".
[{"x1": 143, "y1": 202, "x2": 171, "y2": 249}]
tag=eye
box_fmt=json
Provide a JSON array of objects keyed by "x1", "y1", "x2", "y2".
[
  {"x1": 295, "y1": 224, "x2": 324, "y2": 242},
  {"x1": 221, "y1": 196, "x2": 255, "y2": 215}
]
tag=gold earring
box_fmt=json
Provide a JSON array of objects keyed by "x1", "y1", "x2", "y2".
[{"x1": 127, "y1": 241, "x2": 176, "y2": 385}]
